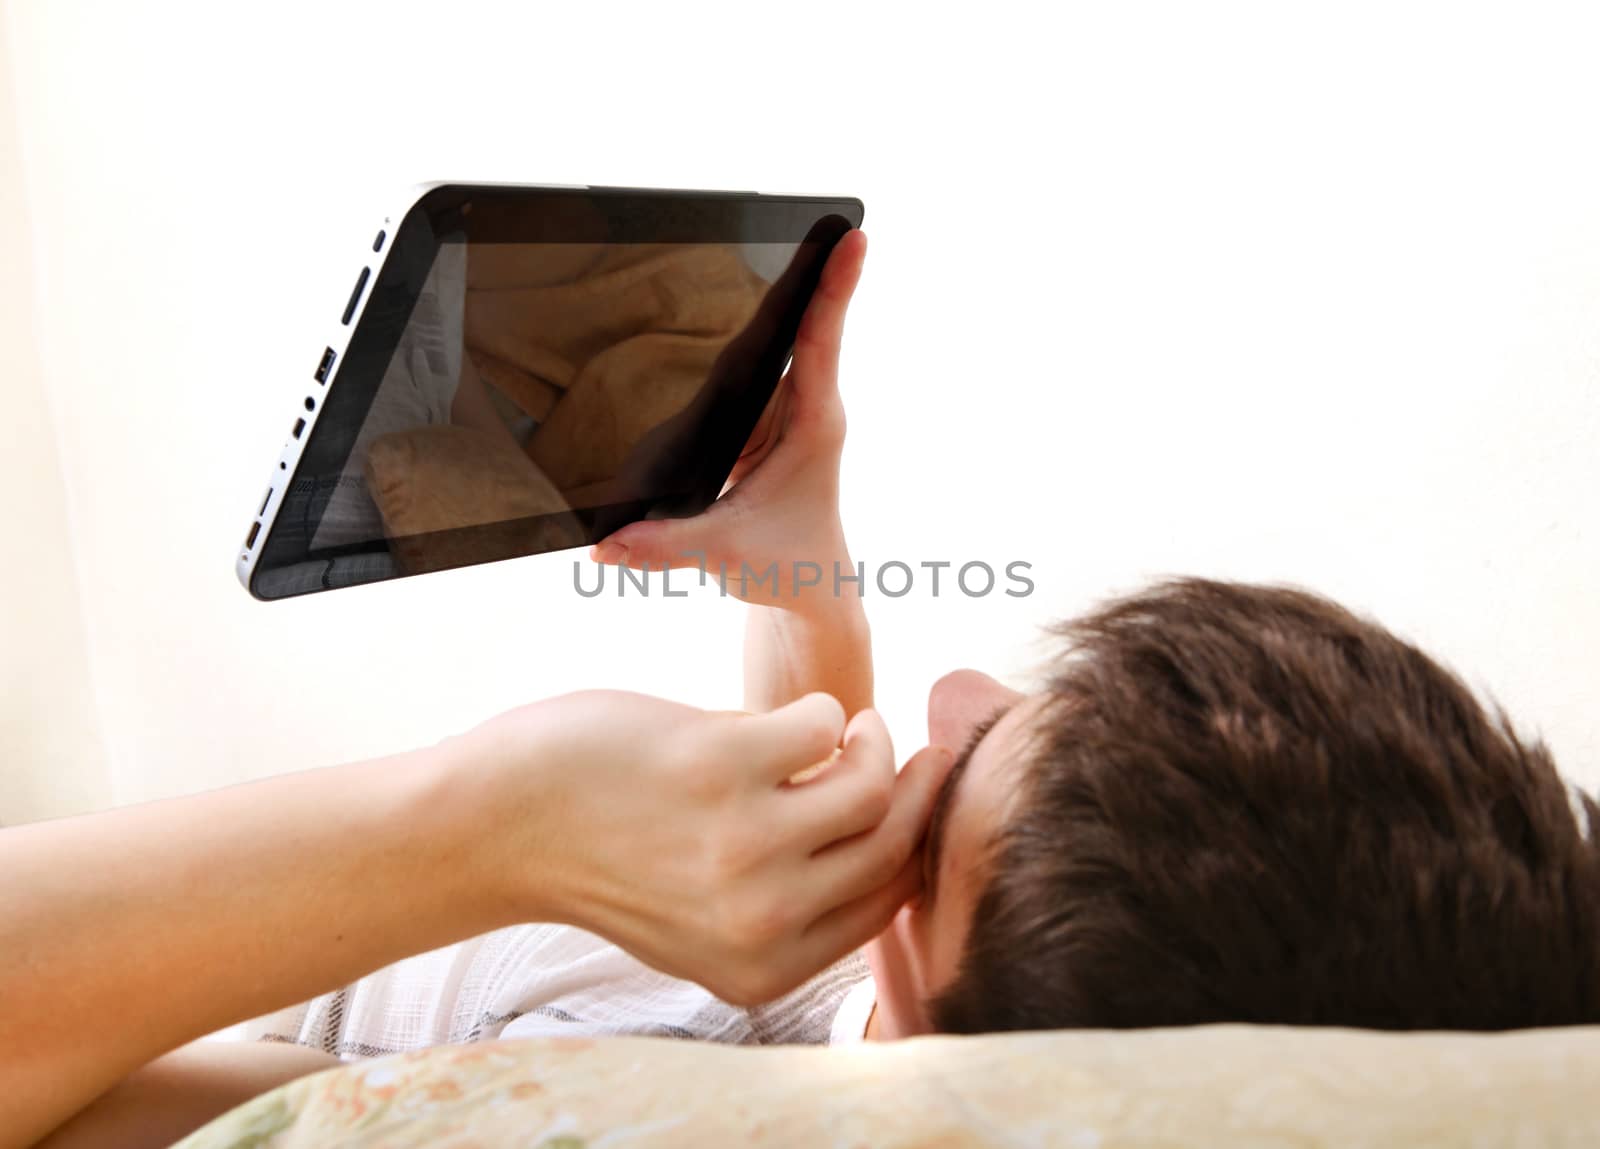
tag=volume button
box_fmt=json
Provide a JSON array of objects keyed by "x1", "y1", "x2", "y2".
[{"x1": 341, "y1": 267, "x2": 371, "y2": 325}]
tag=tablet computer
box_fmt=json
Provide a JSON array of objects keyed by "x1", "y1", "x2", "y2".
[{"x1": 237, "y1": 183, "x2": 863, "y2": 600}]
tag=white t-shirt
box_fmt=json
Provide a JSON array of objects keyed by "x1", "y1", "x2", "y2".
[
  {"x1": 827, "y1": 975, "x2": 878, "y2": 1044},
  {"x1": 244, "y1": 923, "x2": 873, "y2": 1058}
]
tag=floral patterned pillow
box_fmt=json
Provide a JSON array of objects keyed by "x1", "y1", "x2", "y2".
[{"x1": 176, "y1": 1025, "x2": 1600, "y2": 1149}]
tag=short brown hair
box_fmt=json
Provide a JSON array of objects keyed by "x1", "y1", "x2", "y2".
[{"x1": 930, "y1": 578, "x2": 1600, "y2": 1033}]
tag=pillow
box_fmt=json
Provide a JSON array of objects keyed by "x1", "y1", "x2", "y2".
[{"x1": 177, "y1": 1025, "x2": 1600, "y2": 1148}]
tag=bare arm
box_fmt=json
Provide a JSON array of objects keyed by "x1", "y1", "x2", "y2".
[
  {"x1": 3, "y1": 683, "x2": 938, "y2": 1149},
  {"x1": 36, "y1": 1043, "x2": 340, "y2": 1149},
  {"x1": 0, "y1": 744, "x2": 503, "y2": 1149},
  {"x1": 743, "y1": 593, "x2": 872, "y2": 715}
]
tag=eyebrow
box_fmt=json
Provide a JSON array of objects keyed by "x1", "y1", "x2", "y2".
[{"x1": 921, "y1": 705, "x2": 1012, "y2": 906}]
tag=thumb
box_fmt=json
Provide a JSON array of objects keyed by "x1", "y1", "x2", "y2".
[{"x1": 589, "y1": 507, "x2": 731, "y2": 573}]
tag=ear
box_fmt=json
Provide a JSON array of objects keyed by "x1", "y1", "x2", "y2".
[{"x1": 863, "y1": 906, "x2": 935, "y2": 1039}]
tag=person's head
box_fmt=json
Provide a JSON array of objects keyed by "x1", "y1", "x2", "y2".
[{"x1": 868, "y1": 578, "x2": 1600, "y2": 1036}]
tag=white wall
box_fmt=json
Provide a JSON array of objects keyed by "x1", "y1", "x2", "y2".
[
  {"x1": 5, "y1": 0, "x2": 1598, "y2": 814},
  {"x1": 0, "y1": 6, "x2": 107, "y2": 824}
]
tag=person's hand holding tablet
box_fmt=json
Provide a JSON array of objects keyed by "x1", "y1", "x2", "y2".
[
  {"x1": 590, "y1": 229, "x2": 867, "y2": 608},
  {"x1": 590, "y1": 229, "x2": 877, "y2": 720}
]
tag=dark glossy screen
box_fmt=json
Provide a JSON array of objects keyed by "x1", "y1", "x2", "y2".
[{"x1": 251, "y1": 186, "x2": 861, "y2": 599}]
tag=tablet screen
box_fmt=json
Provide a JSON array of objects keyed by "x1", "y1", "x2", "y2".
[{"x1": 249, "y1": 187, "x2": 860, "y2": 599}]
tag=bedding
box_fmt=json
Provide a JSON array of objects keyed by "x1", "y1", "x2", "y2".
[{"x1": 178, "y1": 1024, "x2": 1600, "y2": 1147}]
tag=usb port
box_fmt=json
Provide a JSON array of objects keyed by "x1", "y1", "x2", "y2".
[
  {"x1": 314, "y1": 347, "x2": 336, "y2": 383},
  {"x1": 245, "y1": 521, "x2": 261, "y2": 549},
  {"x1": 292, "y1": 418, "x2": 306, "y2": 440}
]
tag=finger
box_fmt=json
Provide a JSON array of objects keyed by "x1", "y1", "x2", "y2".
[
  {"x1": 723, "y1": 692, "x2": 848, "y2": 786},
  {"x1": 789, "y1": 230, "x2": 866, "y2": 409},
  {"x1": 777, "y1": 708, "x2": 898, "y2": 846},
  {"x1": 589, "y1": 503, "x2": 735, "y2": 571},
  {"x1": 843, "y1": 705, "x2": 894, "y2": 776},
  {"x1": 803, "y1": 743, "x2": 955, "y2": 910},
  {"x1": 787, "y1": 843, "x2": 925, "y2": 985}
]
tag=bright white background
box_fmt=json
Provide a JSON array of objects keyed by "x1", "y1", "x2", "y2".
[{"x1": 4, "y1": 1, "x2": 1598, "y2": 820}]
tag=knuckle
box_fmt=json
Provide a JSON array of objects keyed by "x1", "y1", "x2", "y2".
[
  {"x1": 801, "y1": 694, "x2": 845, "y2": 740},
  {"x1": 801, "y1": 722, "x2": 839, "y2": 761}
]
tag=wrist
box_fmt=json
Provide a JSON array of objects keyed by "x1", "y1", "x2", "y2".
[
  {"x1": 744, "y1": 579, "x2": 874, "y2": 715},
  {"x1": 409, "y1": 720, "x2": 569, "y2": 933},
  {"x1": 760, "y1": 521, "x2": 860, "y2": 616},
  {"x1": 776, "y1": 575, "x2": 870, "y2": 627}
]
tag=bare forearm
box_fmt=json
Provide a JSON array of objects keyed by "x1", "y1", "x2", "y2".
[
  {"x1": 36, "y1": 1042, "x2": 340, "y2": 1149},
  {"x1": 744, "y1": 591, "x2": 873, "y2": 716},
  {"x1": 0, "y1": 739, "x2": 523, "y2": 1149}
]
